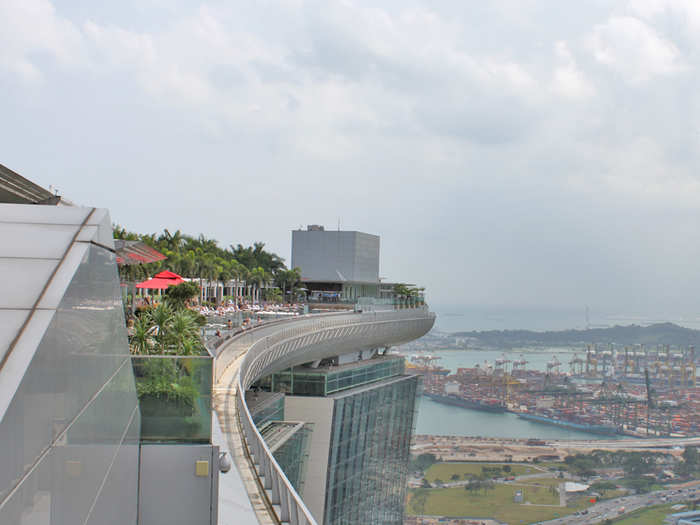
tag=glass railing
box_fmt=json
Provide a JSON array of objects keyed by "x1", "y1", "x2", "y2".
[
  {"x1": 131, "y1": 354, "x2": 213, "y2": 443},
  {"x1": 355, "y1": 296, "x2": 427, "y2": 311}
]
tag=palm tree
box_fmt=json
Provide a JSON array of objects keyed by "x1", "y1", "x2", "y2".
[
  {"x1": 162, "y1": 229, "x2": 184, "y2": 252},
  {"x1": 229, "y1": 260, "x2": 247, "y2": 303},
  {"x1": 275, "y1": 267, "x2": 301, "y2": 303},
  {"x1": 169, "y1": 311, "x2": 199, "y2": 354},
  {"x1": 195, "y1": 250, "x2": 217, "y2": 304},
  {"x1": 393, "y1": 283, "x2": 425, "y2": 308},
  {"x1": 197, "y1": 234, "x2": 219, "y2": 253},
  {"x1": 393, "y1": 283, "x2": 411, "y2": 308},
  {"x1": 230, "y1": 244, "x2": 255, "y2": 269},
  {"x1": 230, "y1": 242, "x2": 286, "y2": 274},
  {"x1": 217, "y1": 259, "x2": 232, "y2": 304},
  {"x1": 149, "y1": 303, "x2": 174, "y2": 352},
  {"x1": 201, "y1": 254, "x2": 219, "y2": 304},
  {"x1": 113, "y1": 224, "x2": 139, "y2": 240},
  {"x1": 249, "y1": 267, "x2": 267, "y2": 304},
  {"x1": 266, "y1": 287, "x2": 283, "y2": 303},
  {"x1": 130, "y1": 315, "x2": 154, "y2": 354}
]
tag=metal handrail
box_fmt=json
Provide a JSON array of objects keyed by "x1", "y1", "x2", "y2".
[{"x1": 216, "y1": 308, "x2": 435, "y2": 525}]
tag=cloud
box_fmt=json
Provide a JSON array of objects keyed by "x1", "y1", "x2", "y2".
[
  {"x1": 551, "y1": 41, "x2": 595, "y2": 99},
  {"x1": 628, "y1": 0, "x2": 700, "y2": 28},
  {"x1": 4, "y1": 0, "x2": 700, "y2": 314},
  {"x1": 83, "y1": 21, "x2": 157, "y2": 69},
  {"x1": 0, "y1": 0, "x2": 85, "y2": 82},
  {"x1": 585, "y1": 15, "x2": 687, "y2": 83}
]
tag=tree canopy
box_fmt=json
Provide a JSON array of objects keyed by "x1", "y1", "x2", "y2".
[{"x1": 114, "y1": 226, "x2": 302, "y2": 301}]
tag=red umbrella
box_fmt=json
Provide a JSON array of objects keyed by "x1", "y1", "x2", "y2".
[{"x1": 136, "y1": 271, "x2": 185, "y2": 290}]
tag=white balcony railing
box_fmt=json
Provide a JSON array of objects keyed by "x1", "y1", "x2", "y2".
[{"x1": 214, "y1": 308, "x2": 435, "y2": 525}]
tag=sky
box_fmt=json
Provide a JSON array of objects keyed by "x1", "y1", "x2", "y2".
[{"x1": 2, "y1": 0, "x2": 700, "y2": 323}]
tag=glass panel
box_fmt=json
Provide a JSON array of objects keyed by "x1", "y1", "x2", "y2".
[
  {"x1": 0, "y1": 309, "x2": 29, "y2": 361},
  {"x1": 85, "y1": 409, "x2": 140, "y2": 525},
  {"x1": 0, "y1": 223, "x2": 79, "y2": 260},
  {"x1": 131, "y1": 356, "x2": 212, "y2": 443},
  {"x1": 0, "y1": 244, "x2": 134, "y2": 506},
  {"x1": 323, "y1": 375, "x2": 419, "y2": 525},
  {"x1": 0, "y1": 258, "x2": 58, "y2": 309},
  {"x1": 272, "y1": 423, "x2": 313, "y2": 496},
  {"x1": 251, "y1": 396, "x2": 285, "y2": 428},
  {"x1": 0, "y1": 362, "x2": 139, "y2": 525}
]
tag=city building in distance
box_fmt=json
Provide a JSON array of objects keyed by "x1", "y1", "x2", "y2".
[{"x1": 292, "y1": 224, "x2": 400, "y2": 301}]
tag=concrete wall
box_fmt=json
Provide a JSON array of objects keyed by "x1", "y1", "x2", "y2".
[{"x1": 138, "y1": 444, "x2": 219, "y2": 525}]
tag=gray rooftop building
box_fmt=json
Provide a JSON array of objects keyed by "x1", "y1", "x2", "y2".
[
  {"x1": 291, "y1": 225, "x2": 383, "y2": 301},
  {"x1": 292, "y1": 225, "x2": 380, "y2": 283}
]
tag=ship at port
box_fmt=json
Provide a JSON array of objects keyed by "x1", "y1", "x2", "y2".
[
  {"x1": 423, "y1": 391, "x2": 507, "y2": 413},
  {"x1": 410, "y1": 355, "x2": 507, "y2": 413},
  {"x1": 517, "y1": 412, "x2": 619, "y2": 436}
]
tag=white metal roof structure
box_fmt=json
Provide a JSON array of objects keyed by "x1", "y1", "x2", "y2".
[
  {"x1": 0, "y1": 203, "x2": 140, "y2": 524},
  {"x1": 0, "y1": 163, "x2": 60, "y2": 204}
]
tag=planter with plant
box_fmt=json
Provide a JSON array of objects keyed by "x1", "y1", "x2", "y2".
[{"x1": 128, "y1": 291, "x2": 212, "y2": 443}]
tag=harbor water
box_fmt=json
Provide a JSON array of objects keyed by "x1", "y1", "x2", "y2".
[
  {"x1": 415, "y1": 397, "x2": 617, "y2": 440},
  {"x1": 411, "y1": 348, "x2": 629, "y2": 440}
]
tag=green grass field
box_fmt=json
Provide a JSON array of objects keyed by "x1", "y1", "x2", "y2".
[
  {"x1": 516, "y1": 477, "x2": 562, "y2": 489},
  {"x1": 407, "y1": 484, "x2": 588, "y2": 525},
  {"x1": 610, "y1": 503, "x2": 674, "y2": 524},
  {"x1": 424, "y1": 462, "x2": 538, "y2": 482}
]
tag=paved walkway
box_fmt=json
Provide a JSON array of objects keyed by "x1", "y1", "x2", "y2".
[
  {"x1": 213, "y1": 341, "x2": 276, "y2": 525},
  {"x1": 212, "y1": 410, "x2": 258, "y2": 525}
]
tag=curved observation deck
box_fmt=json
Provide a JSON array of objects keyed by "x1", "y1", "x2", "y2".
[{"x1": 213, "y1": 308, "x2": 435, "y2": 525}]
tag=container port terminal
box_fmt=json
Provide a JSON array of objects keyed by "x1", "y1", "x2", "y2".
[{"x1": 404, "y1": 343, "x2": 700, "y2": 438}]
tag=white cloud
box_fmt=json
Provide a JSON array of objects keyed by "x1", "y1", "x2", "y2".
[
  {"x1": 83, "y1": 21, "x2": 157, "y2": 69},
  {"x1": 551, "y1": 41, "x2": 595, "y2": 99},
  {"x1": 0, "y1": 0, "x2": 84, "y2": 82},
  {"x1": 585, "y1": 15, "x2": 687, "y2": 83},
  {"x1": 628, "y1": 0, "x2": 700, "y2": 27},
  {"x1": 5, "y1": 0, "x2": 700, "y2": 311},
  {"x1": 603, "y1": 137, "x2": 700, "y2": 206}
]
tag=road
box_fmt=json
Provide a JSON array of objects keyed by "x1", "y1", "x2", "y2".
[
  {"x1": 537, "y1": 484, "x2": 700, "y2": 524},
  {"x1": 544, "y1": 436, "x2": 700, "y2": 450},
  {"x1": 414, "y1": 435, "x2": 700, "y2": 451}
]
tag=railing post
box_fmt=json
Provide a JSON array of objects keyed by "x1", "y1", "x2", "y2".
[
  {"x1": 289, "y1": 500, "x2": 299, "y2": 525},
  {"x1": 262, "y1": 455, "x2": 272, "y2": 490},
  {"x1": 271, "y1": 472, "x2": 281, "y2": 504},
  {"x1": 279, "y1": 480, "x2": 290, "y2": 521}
]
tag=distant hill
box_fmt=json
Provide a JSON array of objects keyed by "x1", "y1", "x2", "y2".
[{"x1": 451, "y1": 322, "x2": 700, "y2": 348}]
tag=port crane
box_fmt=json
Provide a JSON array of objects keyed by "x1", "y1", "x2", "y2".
[
  {"x1": 645, "y1": 368, "x2": 655, "y2": 437},
  {"x1": 546, "y1": 356, "x2": 562, "y2": 375},
  {"x1": 511, "y1": 355, "x2": 528, "y2": 376},
  {"x1": 569, "y1": 354, "x2": 585, "y2": 375}
]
